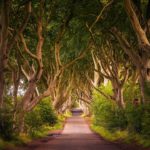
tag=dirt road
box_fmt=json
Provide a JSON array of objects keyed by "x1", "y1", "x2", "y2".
[{"x1": 13, "y1": 110, "x2": 123, "y2": 150}]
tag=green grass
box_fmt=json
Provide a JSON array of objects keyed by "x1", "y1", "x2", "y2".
[
  {"x1": 91, "y1": 124, "x2": 128, "y2": 141},
  {"x1": 91, "y1": 124, "x2": 150, "y2": 148},
  {"x1": 128, "y1": 134, "x2": 150, "y2": 148}
]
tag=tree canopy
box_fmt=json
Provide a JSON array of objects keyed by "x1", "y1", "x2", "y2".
[{"x1": 0, "y1": 0, "x2": 150, "y2": 135}]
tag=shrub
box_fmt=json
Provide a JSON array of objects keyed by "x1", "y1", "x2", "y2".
[
  {"x1": 123, "y1": 82, "x2": 141, "y2": 103},
  {"x1": 25, "y1": 97, "x2": 58, "y2": 136},
  {"x1": 125, "y1": 103, "x2": 150, "y2": 137},
  {"x1": 25, "y1": 107, "x2": 43, "y2": 135},
  {"x1": 39, "y1": 98, "x2": 57, "y2": 125},
  {"x1": 108, "y1": 107, "x2": 127, "y2": 130},
  {"x1": 0, "y1": 108, "x2": 15, "y2": 140},
  {"x1": 92, "y1": 83, "x2": 150, "y2": 139},
  {"x1": 141, "y1": 104, "x2": 150, "y2": 138},
  {"x1": 125, "y1": 104, "x2": 143, "y2": 133},
  {"x1": 92, "y1": 83, "x2": 127, "y2": 131}
]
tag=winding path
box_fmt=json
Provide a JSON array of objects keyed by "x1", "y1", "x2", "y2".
[{"x1": 15, "y1": 109, "x2": 122, "y2": 150}]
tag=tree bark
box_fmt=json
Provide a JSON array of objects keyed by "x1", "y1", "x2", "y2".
[
  {"x1": 15, "y1": 1, "x2": 44, "y2": 132},
  {"x1": 91, "y1": 51, "x2": 100, "y2": 87},
  {"x1": 111, "y1": 80, "x2": 125, "y2": 109},
  {"x1": 124, "y1": 0, "x2": 150, "y2": 51},
  {"x1": 17, "y1": 111, "x2": 25, "y2": 134},
  {"x1": 0, "y1": 0, "x2": 10, "y2": 107},
  {"x1": 0, "y1": 1, "x2": 31, "y2": 108},
  {"x1": 117, "y1": 87, "x2": 125, "y2": 108},
  {"x1": 111, "y1": 27, "x2": 150, "y2": 103}
]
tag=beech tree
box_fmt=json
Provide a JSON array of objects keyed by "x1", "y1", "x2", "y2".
[
  {"x1": 0, "y1": 0, "x2": 31, "y2": 108},
  {"x1": 110, "y1": 0, "x2": 150, "y2": 103},
  {"x1": 1, "y1": 0, "x2": 150, "y2": 136}
]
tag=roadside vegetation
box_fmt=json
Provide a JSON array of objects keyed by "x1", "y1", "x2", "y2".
[
  {"x1": 0, "y1": 97, "x2": 66, "y2": 149},
  {"x1": 91, "y1": 83, "x2": 150, "y2": 148},
  {"x1": 0, "y1": 0, "x2": 150, "y2": 149}
]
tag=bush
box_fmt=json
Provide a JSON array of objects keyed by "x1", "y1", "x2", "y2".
[
  {"x1": 92, "y1": 83, "x2": 150, "y2": 139},
  {"x1": 123, "y1": 82, "x2": 141, "y2": 103},
  {"x1": 39, "y1": 99, "x2": 57, "y2": 125},
  {"x1": 92, "y1": 83, "x2": 127, "y2": 131},
  {"x1": 25, "y1": 107, "x2": 43, "y2": 135},
  {"x1": 25, "y1": 97, "x2": 58, "y2": 136},
  {"x1": 108, "y1": 107, "x2": 127, "y2": 130},
  {"x1": 141, "y1": 105, "x2": 150, "y2": 138},
  {"x1": 125, "y1": 102, "x2": 150, "y2": 138},
  {"x1": 0, "y1": 108, "x2": 15, "y2": 140},
  {"x1": 125, "y1": 103, "x2": 143, "y2": 133}
]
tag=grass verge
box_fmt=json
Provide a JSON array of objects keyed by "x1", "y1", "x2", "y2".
[{"x1": 91, "y1": 124, "x2": 150, "y2": 148}]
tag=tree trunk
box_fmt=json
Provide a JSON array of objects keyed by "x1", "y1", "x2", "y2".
[
  {"x1": 117, "y1": 87, "x2": 125, "y2": 109},
  {"x1": 16, "y1": 111, "x2": 25, "y2": 133},
  {"x1": 112, "y1": 80, "x2": 125, "y2": 108},
  {"x1": 0, "y1": 0, "x2": 10, "y2": 107},
  {"x1": 139, "y1": 59, "x2": 150, "y2": 103},
  {"x1": 124, "y1": 0, "x2": 150, "y2": 103},
  {"x1": 91, "y1": 51, "x2": 100, "y2": 87},
  {"x1": 14, "y1": 81, "x2": 38, "y2": 133},
  {"x1": 14, "y1": 81, "x2": 36, "y2": 133}
]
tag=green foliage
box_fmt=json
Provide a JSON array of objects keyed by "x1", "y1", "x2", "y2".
[
  {"x1": 92, "y1": 83, "x2": 150, "y2": 145},
  {"x1": 91, "y1": 125, "x2": 128, "y2": 142},
  {"x1": 141, "y1": 104, "x2": 150, "y2": 138},
  {"x1": 125, "y1": 104, "x2": 143, "y2": 133},
  {"x1": 25, "y1": 97, "x2": 57, "y2": 136},
  {"x1": 125, "y1": 103, "x2": 150, "y2": 137},
  {"x1": 92, "y1": 83, "x2": 127, "y2": 131},
  {"x1": 91, "y1": 124, "x2": 150, "y2": 148},
  {"x1": 25, "y1": 108, "x2": 43, "y2": 134},
  {"x1": 39, "y1": 99, "x2": 57, "y2": 125},
  {"x1": 0, "y1": 108, "x2": 15, "y2": 141},
  {"x1": 123, "y1": 82, "x2": 141, "y2": 102},
  {"x1": 144, "y1": 81, "x2": 150, "y2": 99}
]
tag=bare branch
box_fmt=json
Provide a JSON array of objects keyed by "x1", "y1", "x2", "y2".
[
  {"x1": 124, "y1": 0, "x2": 150, "y2": 50},
  {"x1": 86, "y1": 74, "x2": 115, "y2": 101},
  {"x1": 20, "y1": 34, "x2": 38, "y2": 60},
  {"x1": 63, "y1": 41, "x2": 91, "y2": 69},
  {"x1": 110, "y1": 27, "x2": 142, "y2": 68},
  {"x1": 89, "y1": 0, "x2": 114, "y2": 30}
]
